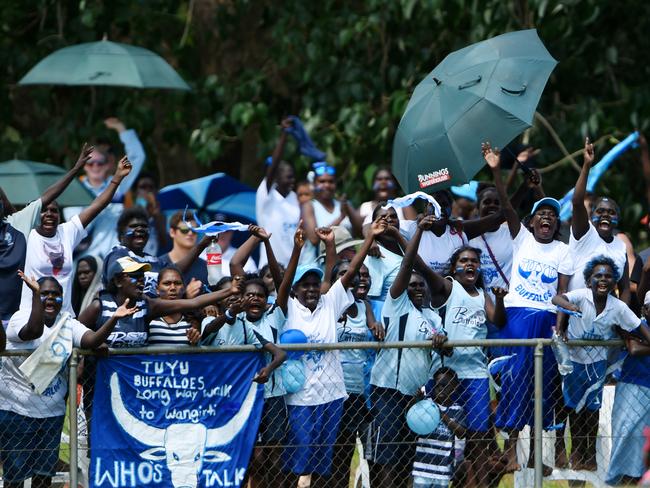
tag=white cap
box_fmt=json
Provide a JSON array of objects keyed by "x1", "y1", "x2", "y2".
[{"x1": 644, "y1": 291, "x2": 650, "y2": 306}]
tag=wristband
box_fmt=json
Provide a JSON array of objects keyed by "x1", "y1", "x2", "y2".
[{"x1": 225, "y1": 309, "x2": 235, "y2": 320}]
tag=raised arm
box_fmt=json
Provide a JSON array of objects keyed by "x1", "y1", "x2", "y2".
[
  {"x1": 80, "y1": 298, "x2": 139, "y2": 348},
  {"x1": 340, "y1": 217, "x2": 386, "y2": 289},
  {"x1": 389, "y1": 217, "x2": 429, "y2": 299},
  {"x1": 275, "y1": 224, "x2": 305, "y2": 314},
  {"x1": 317, "y1": 227, "x2": 337, "y2": 293},
  {"x1": 40, "y1": 144, "x2": 92, "y2": 207},
  {"x1": 104, "y1": 117, "x2": 146, "y2": 197},
  {"x1": 414, "y1": 217, "x2": 453, "y2": 305},
  {"x1": 78, "y1": 156, "x2": 132, "y2": 228},
  {"x1": 341, "y1": 199, "x2": 364, "y2": 238},
  {"x1": 301, "y1": 201, "x2": 320, "y2": 245},
  {"x1": 230, "y1": 229, "x2": 263, "y2": 278},
  {"x1": 265, "y1": 118, "x2": 292, "y2": 191},
  {"x1": 483, "y1": 142, "x2": 520, "y2": 238},
  {"x1": 149, "y1": 277, "x2": 243, "y2": 318},
  {"x1": 571, "y1": 137, "x2": 595, "y2": 240},
  {"x1": 462, "y1": 211, "x2": 505, "y2": 240},
  {"x1": 16, "y1": 272, "x2": 45, "y2": 341},
  {"x1": 175, "y1": 234, "x2": 212, "y2": 275}
]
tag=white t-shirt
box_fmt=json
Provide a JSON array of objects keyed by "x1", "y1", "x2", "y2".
[
  {"x1": 564, "y1": 288, "x2": 640, "y2": 364},
  {"x1": 284, "y1": 280, "x2": 353, "y2": 406},
  {"x1": 468, "y1": 224, "x2": 513, "y2": 300},
  {"x1": 400, "y1": 220, "x2": 467, "y2": 275},
  {"x1": 504, "y1": 224, "x2": 569, "y2": 311},
  {"x1": 2, "y1": 310, "x2": 89, "y2": 418},
  {"x1": 19, "y1": 215, "x2": 87, "y2": 316},
  {"x1": 6, "y1": 199, "x2": 42, "y2": 237},
  {"x1": 563, "y1": 224, "x2": 628, "y2": 291},
  {"x1": 256, "y1": 179, "x2": 301, "y2": 267},
  {"x1": 364, "y1": 245, "x2": 403, "y2": 301},
  {"x1": 371, "y1": 290, "x2": 443, "y2": 395}
]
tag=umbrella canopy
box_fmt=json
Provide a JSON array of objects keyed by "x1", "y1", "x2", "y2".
[
  {"x1": 0, "y1": 160, "x2": 93, "y2": 207},
  {"x1": 158, "y1": 173, "x2": 256, "y2": 223},
  {"x1": 18, "y1": 40, "x2": 190, "y2": 91},
  {"x1": 393, "y1": 29, "x2": 557, "y2": 193}
]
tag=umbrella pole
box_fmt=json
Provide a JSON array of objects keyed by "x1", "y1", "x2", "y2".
[{"x1": 87, "y1": 86, "x2": 96, "y2": 127}]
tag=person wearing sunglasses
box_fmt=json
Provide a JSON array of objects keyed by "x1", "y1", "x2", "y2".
[
  {"x1": 63, "y1": 117, "x2": 146, "y2": 260},
  {"x1": 302, "y1": 162, "x2": 364, "y2": 263},
  {"x1": 159, "y1": 210, "x2": 208, "y2": 298}
]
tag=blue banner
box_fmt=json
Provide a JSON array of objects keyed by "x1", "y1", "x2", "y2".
[{"x1": 91, "y1": 353, "x2": 264, "y2": 488}]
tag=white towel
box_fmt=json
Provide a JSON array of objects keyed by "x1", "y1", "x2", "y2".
[
  {"x1": 19, "y1": 312, "x2": 74, "y2": 394},
  {"x1": 383, "y1": 191, "x2": 442, "y2": 218}
]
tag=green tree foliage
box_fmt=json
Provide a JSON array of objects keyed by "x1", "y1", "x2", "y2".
[{"x1": 2, "y1": 0, "x2": 650, "y2": 242}]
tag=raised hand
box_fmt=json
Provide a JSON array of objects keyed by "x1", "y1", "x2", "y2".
[
  {"x1": 370, "y1": 216, "x2": 388, "y2": 236},
  {"x1": 230, "y1": 275, "x2": 245, "y2": 295},
  {"x1": 418, "y1": 214, "x2": 437, "y2": 231},
  {"x1": 583, "y1": 137, "x2": 595, "y2": 167},
  {"x1": 18, "y1": 270, "x2": 39, "y2": 293},
  {"x1": 526, "y1": 168, "x2": 542, "y2": 188},
  {"x1": 294, "y1": 222, "x2": 305, "y2": 248},
  {"x1": 491, "y1": 287, "x2": 509, "y2": 299},
  {"x1": 280, "y1": 117, "x2": 293, "y2": 130},
  {"x1": 104, "y1": 117, "x2": 126, "y2": 133},
  {"x1": 114, "y1": 156, "x2": 133, "y2": 181},
  {"x1": 249, "y1": 225, "x2": 271, "y2": 241},
  {"x1": 185, "y1": 278, "x2": 203, "y2": 299},
  {"x1": 114, "y1": 298, "x2": 139, "y2": 319},
  {"x1": 74, "y1": 143, "x2": 93, "y2": 170},
  {"x1": 516, "y1": 147, "x2": 536, "y2": 163},
  {"x1": 481, "y1": 142, "x2": 501, "y2": 169},
  {"x1": 186, "y1": 327, "x2": 201, "y2": 345},
  {"x1": 315, "y1": 226, "x2": 335, "y2": 244}
]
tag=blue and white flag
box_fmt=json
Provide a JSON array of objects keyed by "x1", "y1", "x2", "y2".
[
  {"x1": 91, "y1": 353, "x2": 264, "y2": 488},
  {"x1": 183, "y1": 209, "x2": 250, "y2": 236}
]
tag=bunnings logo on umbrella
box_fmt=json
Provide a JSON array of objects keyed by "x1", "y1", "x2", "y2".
[{"x1": 418, "y1": 168, "x2": 451, "y2": 188}]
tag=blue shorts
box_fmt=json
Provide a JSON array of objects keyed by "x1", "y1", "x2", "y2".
[
  {"x1": 495, "y1": 308, "x2": 561, "y2": 430},
  {"x1": 456, "y1": 378, "x2": 490, "y2": 432},
  {"x1": 0, "y1": 410, "x2": 65, "y2": 483},
  {"x1": 258, "y1": 396, "x2": 287, "y2": 444},
  {"x1": 365, "y1": 386, "x2": 416, "y2": 465},
  {"x1": 563, "y1": 360, "x2": 607, "y2": 411},
  {"x1": 283, "y1": 399, "x2": 344, "y2": 476}
]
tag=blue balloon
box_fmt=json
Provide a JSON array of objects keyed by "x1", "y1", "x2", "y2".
[
  {"x1": 406, "y1": 399, "x2": 441, "y2": 435},
  {"x1": 281, "y1": 359, "x2": 306, "y2": 394},
  {"x1": 280, "y1": 329, "x2": 309, "y2": 359}
]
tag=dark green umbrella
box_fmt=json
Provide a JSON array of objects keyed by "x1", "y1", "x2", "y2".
[
  {"x1": 18, "y1": 40, "x2": 190, "y2": 91},
  {"x1": 392, "y1": 29, "x2": 557, "y2": 194},
  {"x1": 0, "y1": 160, "x2": 93, "y2": 207}
]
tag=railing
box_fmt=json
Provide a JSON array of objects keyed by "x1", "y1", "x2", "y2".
[{"x1": 0, "y1": 339, "x2": 640, "y2": 488}]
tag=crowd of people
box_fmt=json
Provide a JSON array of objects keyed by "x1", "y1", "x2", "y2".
[{"x1": 0, "y1": 116, "x2": 650, "y2": 488}]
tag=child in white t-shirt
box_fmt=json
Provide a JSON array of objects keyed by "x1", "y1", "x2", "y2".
[
  {"x1": 552, "y1": 255, "x2": 650, "y2": 470},
  {"x1": 281, "y1": 219, "x2": 387, "y2": 485}
]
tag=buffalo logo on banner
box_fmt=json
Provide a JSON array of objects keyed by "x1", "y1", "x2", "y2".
[{"x1": 91, "y1": 352, "x2": 264, "y2": 488}]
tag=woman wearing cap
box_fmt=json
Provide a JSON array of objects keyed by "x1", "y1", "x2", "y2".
[
  {"x1": 0, "y1": 273, "x2": 138, "y2": 488},
  {"x1": 280, "y1": 217, "x2": 386, "y2": 487},
  {"x1": 302, "y1": 162, "x2": 364, "y2": 262},
  {"x1": 484, "y1": 142, "x2": 570, "y2": 473}
]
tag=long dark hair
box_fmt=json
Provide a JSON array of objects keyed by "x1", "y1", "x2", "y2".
[{"x1": 71, "y1": 256, "x2": 99, "y2": 315}]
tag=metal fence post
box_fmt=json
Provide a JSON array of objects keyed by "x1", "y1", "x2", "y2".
[
  {"x1": 69, "y1": 349, "x2": 79, "y2": 488},
  {"x1": 533, "y1": 341, "x2": 544, "y2": 488}
]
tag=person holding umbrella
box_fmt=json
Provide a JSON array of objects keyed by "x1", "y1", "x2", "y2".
[
  {"x1": 483, "y1": 142, "x2": 569, "y2": 474},
  {"x1": 1, "y1": 144, "x2": 95, "y2": 324}
]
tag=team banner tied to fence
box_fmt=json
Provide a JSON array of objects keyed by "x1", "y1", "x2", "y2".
[{"x1": 90, "y1": 352, "x2": 265, "y2": 488}]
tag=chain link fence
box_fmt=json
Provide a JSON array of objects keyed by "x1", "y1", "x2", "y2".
[{"x1": 0, "y1": 339, "x2": 647, "y2": 488}]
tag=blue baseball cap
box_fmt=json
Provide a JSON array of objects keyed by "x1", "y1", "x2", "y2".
[
  {"x1": 531, "y1": 197, "x2": 561, "y2": 216},
  {"x1": 292, "y1": 264, "x2": 324, "y2": 286}
]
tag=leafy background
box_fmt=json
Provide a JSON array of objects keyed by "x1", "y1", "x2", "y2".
[{"x1": 2, "y1": 0, "x2": 650, "y2": 244}]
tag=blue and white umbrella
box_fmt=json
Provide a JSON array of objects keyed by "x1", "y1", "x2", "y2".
[{"x1": 158, "y1": 172, "x2": 256, "y2": 223}]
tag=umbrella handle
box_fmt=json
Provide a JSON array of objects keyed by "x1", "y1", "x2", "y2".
[
  {"x1": 457, "y1": 76, "x2": 481, "y2": 90},
  {"x1": 500, "y1": 85, "x2": 527, "y2": 96}
]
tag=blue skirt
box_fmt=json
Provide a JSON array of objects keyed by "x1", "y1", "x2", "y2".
[{"x1": 495, "y1": 307, "x2": 560, "y2": 430}]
